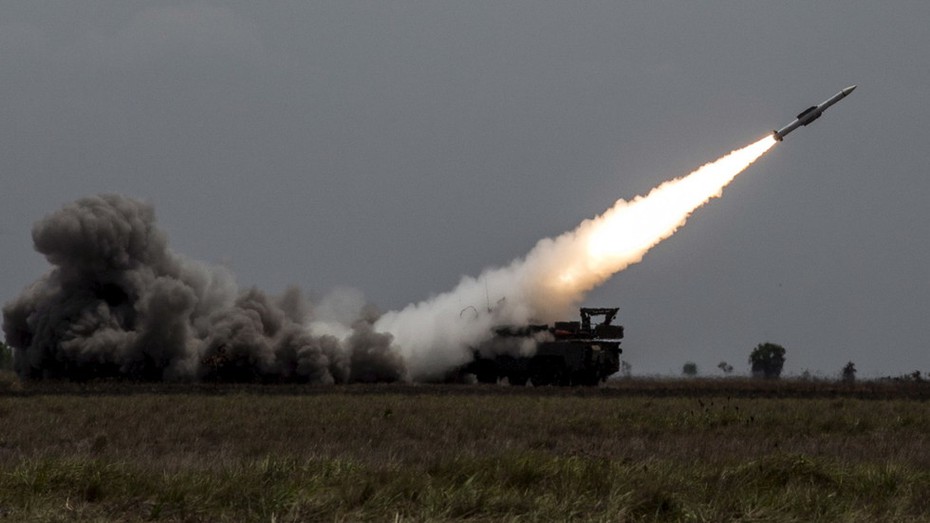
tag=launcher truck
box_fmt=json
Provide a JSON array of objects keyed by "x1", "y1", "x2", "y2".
[{"x1": 462, "y1": 307, "x2": 624, "y2": 386}]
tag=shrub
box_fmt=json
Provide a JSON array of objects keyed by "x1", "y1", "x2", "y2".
[
  {"x1": 682, "y1": 362, "x2": 698, "y2": 377},
  {"x1": 841, "y1": 362, "x2": 856, "y2": 383},
  {"x1": 749, "y1": 343, "x2": 786, "y2": 379}
]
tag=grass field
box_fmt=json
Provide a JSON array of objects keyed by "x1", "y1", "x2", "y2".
[{"x1": 1, "y1": 375, "x2": 929, "y2": 521}]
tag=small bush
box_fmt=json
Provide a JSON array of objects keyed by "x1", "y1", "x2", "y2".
[
  {"x1": 682, "y1": 362, "x2": 698, "y2": 377},
  {"x1": 841, "y1": 362, "x2": 857, "y2": 383}
]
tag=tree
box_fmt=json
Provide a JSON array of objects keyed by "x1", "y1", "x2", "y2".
[
  {"x1": 749, "y1": 342, "x2": 786, "y2": 379},
  {"x1": 841, "y1": 361, "x2": 857, "y2": 383},
  {"x1": 717, "y1": 361, "x2": 733, "y2": 375},
  {"x1": 682, "y1": 362, "x2": 698, "y2": 377}
]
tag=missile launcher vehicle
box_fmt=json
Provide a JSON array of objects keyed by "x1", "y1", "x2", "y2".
[{"x1": 462, "y1": 307, "x2": 624, "y2": 386}]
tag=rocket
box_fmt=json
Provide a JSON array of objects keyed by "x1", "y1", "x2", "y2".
[{"x1": 773, "y1": 85, "x2": 856, "y2": 141}]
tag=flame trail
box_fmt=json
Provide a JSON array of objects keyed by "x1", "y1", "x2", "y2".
[{"x1": 376, "y1": 135, "x2": 778, "y2": 379}]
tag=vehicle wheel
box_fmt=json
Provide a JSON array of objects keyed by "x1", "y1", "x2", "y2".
[
  {"x1": 530, "y1": 371, "x2": 551, "y2": 386},
  {"x1": 530, "y1": 358, "x2": 563, "y2": 386},
  {"x1": 476, "y1": 371, "x2": 498, "y2": 384},
  {"x1": 474, "y1": 359, "x2": 498, "y2": 384}
]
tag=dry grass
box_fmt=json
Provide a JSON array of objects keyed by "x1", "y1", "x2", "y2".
[{"x1": 1, "y1": 381, "x2": 929, "y2": 521}]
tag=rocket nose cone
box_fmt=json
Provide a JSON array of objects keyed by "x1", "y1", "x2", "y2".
[{"x1": 843, "y1": 85, "x2": 857, "y2": 95}]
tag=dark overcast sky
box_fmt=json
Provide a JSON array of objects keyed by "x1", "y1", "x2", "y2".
[{"x1": 3, "y1": 1, "x2": 928, "y2": 377}]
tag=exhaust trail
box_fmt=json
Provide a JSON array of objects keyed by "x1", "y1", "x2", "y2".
[
  {"x1": 2, "y1": 135, "x2": 776, "y2": 383},
  {"x1": 376, "y1": 135, "x2": 778, "y2": 380}
]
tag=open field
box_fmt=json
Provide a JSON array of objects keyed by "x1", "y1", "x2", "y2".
[{"x1": 1, "y1": 377, "x2": 929, "y2": 521}]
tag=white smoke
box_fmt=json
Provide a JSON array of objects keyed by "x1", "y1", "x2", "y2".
[{"x1": 377, "y1": 136, "x2": 777, "y2": 380}]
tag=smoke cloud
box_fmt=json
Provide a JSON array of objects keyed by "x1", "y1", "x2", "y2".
[
  {"x1": 3, "y1": 137, "x2": 775, "y2": 382},
  {"x1": 2, "y1": 194, "x2": 405, "y2": 382}
]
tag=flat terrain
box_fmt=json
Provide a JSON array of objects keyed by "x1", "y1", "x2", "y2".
[{"x1": 1, "y1": 376, "x2": 929, "y2": 521}]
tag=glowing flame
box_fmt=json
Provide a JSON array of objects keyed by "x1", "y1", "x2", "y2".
[
  {"x1": 376, "y1": 135, "x2": 778, "y2": 379},
  {"x1": 550, "y1": 135, "x2": 778, "y2": 294}
]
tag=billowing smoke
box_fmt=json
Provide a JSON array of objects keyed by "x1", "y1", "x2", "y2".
[
  {"x1": 2, "y1": 194, "x2": 405, "y2": 382},
  {"x1": 377, "y1": 136, "x2": 777, "y2": 379},
  {"x1": 4, "y1": 137, "x2": 775, "y2": 382}
]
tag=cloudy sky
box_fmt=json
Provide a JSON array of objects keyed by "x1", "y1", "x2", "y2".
[{"x1": 3, "y1": 2, "x2": 928, "y2": 377}]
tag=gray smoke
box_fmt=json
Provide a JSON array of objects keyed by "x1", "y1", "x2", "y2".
[{"x1": 2, "y1": 194, "x2": 406, "y2": 382}]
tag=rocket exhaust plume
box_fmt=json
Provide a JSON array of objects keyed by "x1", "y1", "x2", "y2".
[
  {"x1": 377, "y1": 136, "x2": 777, "y2": 379},
  {"x1": 3, "y1": 136, "x2": 775, "y2": 382}
]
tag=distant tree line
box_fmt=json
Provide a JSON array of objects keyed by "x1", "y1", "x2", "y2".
[
  {"x1": 677, "y1": 343, "x2": 788, "y2": 379},
  {"x1": 679, "y1": 343, "x2": 928, "y2": 383}
]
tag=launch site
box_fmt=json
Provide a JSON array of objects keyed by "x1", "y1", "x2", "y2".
[{"x1": 2, "y1": 2, "x2": 930, "y2": 521}]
